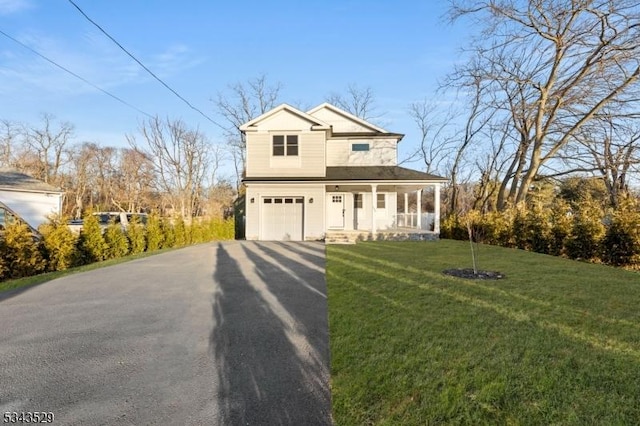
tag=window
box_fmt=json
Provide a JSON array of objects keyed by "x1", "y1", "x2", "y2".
[
  {"x1": 352, "y1": 143, "x2": 370, "y2": 152},
  {"x1": 377, "y1": 194, "x2": 386, "y2": 209},
  {"x1": 354, "y1": 194, "x2": 363, "y2": 208},
  {"x1": 273, "y1": 135, "x2": 298, "y2": 156},
  {"x1": 332, "y1": 195, "x2": 342, "y2": 203},
  {"x1": 286, "y1": 135, "x2": 298, "y2": 155}
]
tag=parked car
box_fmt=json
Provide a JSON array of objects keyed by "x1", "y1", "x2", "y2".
[{"x1": 68, "y1": 212, "x2": 148, "y2": 233}]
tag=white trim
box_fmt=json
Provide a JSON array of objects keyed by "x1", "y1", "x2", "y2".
[
  {"x1": 306, "y1": 102, "x2": 389, "y2": 133},
  {"x1": 240, "y1": 103, "x2": 331, "y2": 132},
  {"x1": 434, "y1": 183, "x2": 441, "y2": 234}
]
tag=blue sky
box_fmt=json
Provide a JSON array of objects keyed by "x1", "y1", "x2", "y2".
[{"x1": 0, "y1": 0, "x2": 470, "y2": 176}]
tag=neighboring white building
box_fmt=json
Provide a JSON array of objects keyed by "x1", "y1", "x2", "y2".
[
  {"x1": 239, "y1": 103, "x2": 447, "y2": 242},
  {"x1": 0, "y1": 169, "x2": 64, "y2": 231}
]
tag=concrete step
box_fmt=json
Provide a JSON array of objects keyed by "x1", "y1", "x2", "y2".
[{"x1": 325, "y1": 233, "x2": 356, "y2": 244}]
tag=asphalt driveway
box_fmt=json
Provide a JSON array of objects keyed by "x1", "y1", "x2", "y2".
[{"x1": 0, "y1": 241, "x2": 331, "y2": 425}]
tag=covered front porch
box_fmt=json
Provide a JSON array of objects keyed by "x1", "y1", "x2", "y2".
[{"x1": 323, "y1": 181, "x2": 442, "y2": 244}]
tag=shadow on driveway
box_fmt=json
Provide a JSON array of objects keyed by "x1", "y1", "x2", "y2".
[{"x1": 210, "y1": 241, "x2": 331, "y2": 425}]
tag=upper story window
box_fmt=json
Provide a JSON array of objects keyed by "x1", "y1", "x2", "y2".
[
  {"x1": 352, "y1": 143, "x2": 370, "y2": 152},
  {"x1": 273, "y1": 135, "x2": 298, "y2": 156}
]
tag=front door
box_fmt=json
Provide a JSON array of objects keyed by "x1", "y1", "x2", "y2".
[{"x1": 327, "y1": 194, "x2": 345, "y2": 229}]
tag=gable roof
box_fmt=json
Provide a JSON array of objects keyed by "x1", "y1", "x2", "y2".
[
  {"x1": 0, "y1": 169, "x2": 63, "y2": 193},
  {"x1": 306, "y1": 102, "x2": 389, "y2": 134},
  {"x1": 239, "y1": 103, "x2": 331, "y2": 132}
]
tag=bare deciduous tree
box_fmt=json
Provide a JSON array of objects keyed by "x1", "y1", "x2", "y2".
[
  {"x1": 405, "y1": 99, "x2": 455, "y2": 175},
  {"x1": 66, "y1": 142, "x2": 99, "y2": 218},
  {"x1": 0, "y1": 120, "x2": 18, "y2": 168},
  {"x1": 215, "y1": 74, "x2": 282, "y2": 189},
  {"x1": 128, "y1": 117, "x2": 210, "y2": 219},
  {"x1": 115, "y1": 148, "x2": 155, "y2": 213},
  {"x1": 20, "y1": 113, "x2": 73, "y2": 185},
  {"x1": 326, "y1": 83, "x2": 379, "y2": 121},
  {"x1": 449, "y1": 0, "x2": 640, "y2": 208},
  {"x1": 563, "y1": 114, "x2": 640, "y2": 207}
]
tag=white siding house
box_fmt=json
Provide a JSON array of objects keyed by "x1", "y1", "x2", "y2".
[
  {"x1": 0, "y1": 170, "x2": 64, "y2": 231},
  {"x1": 239, "y1": 103, "x2": 447, "y2": 242}
]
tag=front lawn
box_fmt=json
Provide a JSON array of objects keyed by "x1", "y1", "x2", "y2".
[{"x1": 327, "y1": 240, "x2": 640, "y2": 425}]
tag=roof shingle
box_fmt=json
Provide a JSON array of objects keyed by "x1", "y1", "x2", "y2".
[
  {"x1": 243, "y1": 166, "x2": 447, "y2": 182},
  {"x1": 0, "y1": 169, "x2": 63, "y2": 192}
]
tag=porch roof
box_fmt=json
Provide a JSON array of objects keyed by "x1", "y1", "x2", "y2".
[{"x1": 243, "y1": 166, "x2": 447, "y2": 183}]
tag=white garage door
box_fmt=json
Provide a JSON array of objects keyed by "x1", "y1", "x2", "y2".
[{"x1": 261, "y1": 197, "x2": 304, "y2": 241}]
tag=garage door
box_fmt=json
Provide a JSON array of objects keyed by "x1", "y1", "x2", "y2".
[{"x1": 261, "y1": 197, "x2": 304, "y2": 241}]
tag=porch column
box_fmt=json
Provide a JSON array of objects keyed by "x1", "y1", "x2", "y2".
[
  {"x1": 371, "y1": 184, "x2": 377, "y2": 235},
  {"x1": 434, "y1": 183, "x2": 441, "y2": 234},
  {"x1": 402, "y1": 192, "x2": 410, "y2": 227},
  {"x1": 416, "y1": 188, "x2": 423, "y2": 230}
]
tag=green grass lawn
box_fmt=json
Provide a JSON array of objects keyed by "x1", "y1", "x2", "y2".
[{"x1": 326, "y1": 240, "x2": 640, "y2": 425}]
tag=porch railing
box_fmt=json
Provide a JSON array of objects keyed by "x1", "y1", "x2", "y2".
[{"x1": 393, "y1": 213, "x2": 435, "y2": 230}]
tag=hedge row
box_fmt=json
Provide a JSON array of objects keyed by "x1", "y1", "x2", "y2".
[
  {"x1": 441, "y1": 197, "x2": 640, "y2": 268},
  {"x1": 0, "y1": 213, "x2": 234, "y2": 282}
]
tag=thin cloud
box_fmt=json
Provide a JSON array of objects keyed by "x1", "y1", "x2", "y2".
[
  {"x1": 0, "y1": 0, "x2": 32, "y2": 15},
  {"x1": 149, "y1": 43, "x2": 206, "y2": 78},
  {"x1": 0, "y1": 31, "x2": 204, "y2": 98}
]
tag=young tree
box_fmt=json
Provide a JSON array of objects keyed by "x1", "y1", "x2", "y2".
[
  {"x1": 40, "y1": 216, "x2": 78, "y2": 271},
  {"x1": 126, "y1": 215, "x2": 146, "y2": 255},
  {"x1": 145, "y1": 213, "x2": 163, "y2": 251},
  {"x1": 0, "y1": 221, "x2": 45, "y2": 279},
  {"x1": 103, "y1": 221, "x2": 129, "y2": 259},
  {"x1": 76, "y1": 212, "x2": 107, "y2": 264}
]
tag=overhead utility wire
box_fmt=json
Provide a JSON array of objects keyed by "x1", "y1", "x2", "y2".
[
  {"x1": 0, "y1": 28, "x2": 154, "y2": 119},
  {"x1": 67, "y1": 0, "x2": 228, "y2": 132}
]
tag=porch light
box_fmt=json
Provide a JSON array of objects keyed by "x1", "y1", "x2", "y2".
[
  {"x1": 309, "y1": 198, "x2": 314, "y2": 203},
  {"x1": 250, "y1": 197, "x2": 255, "y2": 203},
  {"x1": 335, "y1": 185, "x2": 339, "y2": 191}
]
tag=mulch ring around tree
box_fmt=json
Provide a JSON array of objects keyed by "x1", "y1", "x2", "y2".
[{"x1": 443, "y1": 268, "x2": 505, "y2": 280}]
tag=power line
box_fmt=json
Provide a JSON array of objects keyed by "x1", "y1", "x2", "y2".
[
  {"x1": 0, "y1": 28, "x2": 154, "y2": 119},
  {"x1": 67, "y1": 0, "x2": 228, "y2": 132}
]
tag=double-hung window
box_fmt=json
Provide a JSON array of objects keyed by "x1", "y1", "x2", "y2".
[{"x1": 273, "y1": 135, "x2": 298, "y2": 156}]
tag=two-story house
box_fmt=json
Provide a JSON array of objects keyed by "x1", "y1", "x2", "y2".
[{"x1": 240, "y1": 103, "x2": 447, "y2": 242}]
